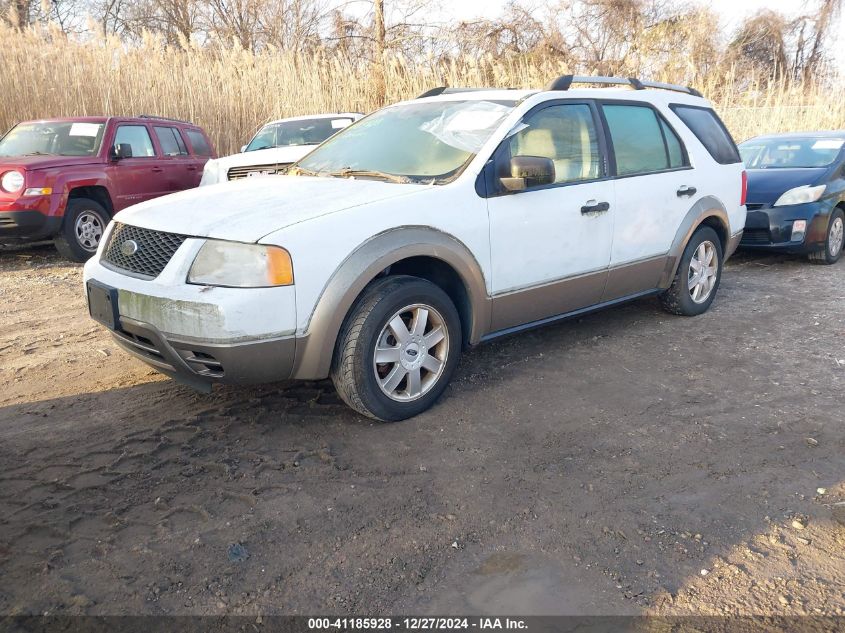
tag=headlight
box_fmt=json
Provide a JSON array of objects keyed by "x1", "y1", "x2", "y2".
[
  {"x1": 774, "y1": 184, "x2": 825, "y2": 207},
  {"x1": 188, "y1": 240, "x2": 293, "y2": 287},
  {"x1": 1, "y1": 170, "x2": 24, "y2": 193},
  {"x1": 199, "y1": 160, "x2": 220, "y2": 186}
]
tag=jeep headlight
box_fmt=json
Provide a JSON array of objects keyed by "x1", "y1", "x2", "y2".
[
  {"x1": 1, "y1": 170, "x2": 24, "y2": 193},
  {"x1": 188, "y1": 240, "x2": 293, "y2": 287},
  {"x1": 774, "y1": 184, "x2": 825, "y2": 207}
]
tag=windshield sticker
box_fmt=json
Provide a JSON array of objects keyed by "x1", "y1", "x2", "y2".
[
  {"x1": 331, "y1": 119, "x2": 353, "y2": 129},
  {"x1": 419, "y1": 101, "x2": 511, "y2": 153},
  {"x1": 812, "y1": 139, "x2": 844, "y2": 150},
  {"x1": 69, "y1": 123, "x2": 101, "y2": 137}
]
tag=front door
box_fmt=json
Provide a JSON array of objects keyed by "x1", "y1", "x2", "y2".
[
  {"x1": 486, "y1": 102, "x2": 615, "y2": 332},
  {"x1": 107, "y1": 124, "x2": 170, "y2": 210}
]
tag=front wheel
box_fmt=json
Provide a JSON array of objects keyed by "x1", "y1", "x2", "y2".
[
  {"x1": 331, "y1": 275, "x2": 462, "y2": 421},
  {"x1": 54, "y1": 198, "x2": 109, "y2": 262},
  {"x1": 659, "y1": 226, "x2": 723, "y2": 316},
  {"x1": 808, "y1": 208, "x2": 844, "y2": 265}
]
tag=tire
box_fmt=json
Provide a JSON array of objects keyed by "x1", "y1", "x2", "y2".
[
  {"x1": 54, "y1": 198, "x2": 109, "y2": 263},
  {"x1": 331, "y1": 275, "x2": 462, "y2": 421},
  {"x1": 659, "y1": 226, "x2": 723, "y2": 316},
  {"x1": 808, "y1": 208, "x2": 844, "y2": 265}
]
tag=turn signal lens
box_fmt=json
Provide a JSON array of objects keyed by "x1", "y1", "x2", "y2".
[
  {"x1": 23, "y1": 187, "x2": 52, "y2": 196},
  {"x1": 740, "y1": 170, "x2": 747, "y2": 207},
  {"x1": 266, "y1": 246, "x2": 294, "y2": 285}
]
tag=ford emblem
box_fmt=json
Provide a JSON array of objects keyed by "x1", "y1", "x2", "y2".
[{"x1": 120, "y1": 239, "x2": 139, "y2": 256}]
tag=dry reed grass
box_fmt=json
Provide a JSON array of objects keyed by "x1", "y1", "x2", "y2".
[{"x1": 2, "y1": 25, "x2": 843, "y2": 154}]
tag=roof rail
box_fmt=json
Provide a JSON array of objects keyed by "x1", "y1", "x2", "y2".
[
  {"x1": 416, "y1": 86, "x2": 509, "y2": 99},
  {"x1": 544, "y1": 75, "x2": 703, "y2": 98},
  {"x1": 136, "y1": 114, "x2": 193, "y2": 125}
]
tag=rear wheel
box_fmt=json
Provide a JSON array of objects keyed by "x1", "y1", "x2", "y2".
[
  {"x1": 808, "y1": 208, "x2": 844, "y2": 265},
  {"x1": 54, "y1": 198, "x2": 109, "y2": 262},
  {"x1": 331, "y1": 275, "x2": 462, "y2": 421},
  {"x1": 659, "y1": 226, "x2": 723, "y2": 316}
]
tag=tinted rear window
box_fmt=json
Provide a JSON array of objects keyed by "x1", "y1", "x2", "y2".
[
  {"x1": 671, "y1": 105, "x2": 740, "y2": 164},
  {"x1": 185, "y1": 129, "x2": 212, "y2": 156},
  {"x1": 154, "y1": 126, "x2": 188, "y2": 156}
]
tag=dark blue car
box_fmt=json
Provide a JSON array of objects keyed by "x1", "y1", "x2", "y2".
[{"x1": 739, "y1": 131, "x2": 845, "y2": 264}]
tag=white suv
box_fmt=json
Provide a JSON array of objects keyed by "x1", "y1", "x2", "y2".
[{"x1": 84, "y1": 76, "x2": 747, "y2": 421}]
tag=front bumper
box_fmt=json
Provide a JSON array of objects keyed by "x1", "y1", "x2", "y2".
[
  {"x1": 83, "y1": 239, "x2": 299, "y2": 388},
  {"x1": 740, "y1": 200, "x2": 832, "y2": 253},
  {"x1": 0, "y1": 209, "x2": 62, "y2": 241}
]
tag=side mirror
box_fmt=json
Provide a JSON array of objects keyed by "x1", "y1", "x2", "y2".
[
  {"x1": 240, "y1": 145, "x2": 247, "y2": 153},
  {"x1": 111, "y1": 143, "x2": 133, "y2": 160},
  {"x1": 500, "y1": 156, "x2": 555, "y2": 192}
]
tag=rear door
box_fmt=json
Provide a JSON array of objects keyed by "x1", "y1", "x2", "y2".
[
  {"x1": 598, "y1": 101, "x2": 694, "y2": 300},
  {"x1": 183, "y1": 128, "x2": 214, "y2": 187},
  {"x1": 153, "y1": 125, "x2": 195, "y2": 192},
  {"x1": 107, "y1": 123, "x2": 170, "y2": 209},
  {"x1": 486, "y1": 101, "x2": 615, "y2": 331}
]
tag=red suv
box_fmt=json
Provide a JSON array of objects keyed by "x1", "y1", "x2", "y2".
[{"x1": 0, "y1": 116, "x2": 215, "y2": 261}]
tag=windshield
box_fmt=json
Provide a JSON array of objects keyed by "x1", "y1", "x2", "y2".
[
  {"x1": 245, "y1": 117, "x2": 356, "y2": 151},
  {"x1": 295, "y1": 100, "x2": 515, "y2": 184},
  {"x1": 740, "y1": 137, "x2": 844, "y2": 169},
  {"x1": 0, "y1": 121, "x2": 105, "y2": 157}
]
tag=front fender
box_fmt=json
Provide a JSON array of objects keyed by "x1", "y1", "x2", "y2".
[{"x1": 291, "y1": 226, "x2": 491, "y2": 380}]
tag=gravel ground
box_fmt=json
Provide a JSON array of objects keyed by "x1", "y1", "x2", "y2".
[{"x1": 0, "y1": 244, "x2": 843, "y2": 617}]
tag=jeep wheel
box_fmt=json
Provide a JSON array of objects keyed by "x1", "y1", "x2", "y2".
[
  {"x1": 331, "y1": 275, "x2": 462, "y2": 421},
  {"x1": 659, "y1": 225, "x2": 723, "y2": 316},
  {"x1": 808, "y1": 208, "x2": 844, "y2": 265},
  {"x1": 54, "y1": 198, "x2": 109, "y2": 262}
]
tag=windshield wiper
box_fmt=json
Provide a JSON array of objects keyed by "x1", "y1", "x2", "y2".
[
  {"x1": 289, "y1": 166, "x2": 325, "y2": 177},
  {"x1": 24, "y1": 151, "x2": 54, "y2": 156},
  {"x1": 331, "y1": 168, "x2": 411, "y2": 184}
]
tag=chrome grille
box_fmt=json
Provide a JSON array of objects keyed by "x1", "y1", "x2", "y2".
[
  {"x1": 227, "y1": 163, "x2": 292, "y2": 181},
  {"x1": 103, "y1": 223, "x2": 187, "y2": 278}
]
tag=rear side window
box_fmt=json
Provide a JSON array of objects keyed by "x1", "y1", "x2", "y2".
[
  {"x1": 154, "y1": 126, "x2": 188, "y2": 156},
  {"x1": 185, "y1": 129, "x2": 212, "y2": 156},
  {"x1": 671, "y1": 105, "x2": 741, "y2": 164},
  {"x1": 603, "y1": 104, "x2": 686, "y2": 175},
  {"x1": 114, "y1": 125, "x2": 156, "y2": 157}
]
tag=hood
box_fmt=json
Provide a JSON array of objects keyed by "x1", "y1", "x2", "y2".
[
  {"x1": 745, "y1": 167, "x2": 827, "y2": 204},
  {"x1": 115, "y1": 175, "x2": 429, "y2": 242},
  {"x1": 0, "y1": 154, "x2": 101, "y2": 171},
  {"x1": 213, "y1": 146, "x2": 315, "y2": 171}
]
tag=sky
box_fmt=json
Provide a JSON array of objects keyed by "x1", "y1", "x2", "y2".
[{"x1": 438, "y1": 0, "x2": 845, "y2": 70}]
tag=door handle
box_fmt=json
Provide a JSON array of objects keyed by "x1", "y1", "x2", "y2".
[
  {"x1": 677, "y1": 186, "x2": 697, "y2": 197},
  {"x1": 151, "y1": 166, "x2": 164, "y2": 173},
  {"x1": 581, "y1": 200, "x2": 610, "y2": 215},
  {"x1": 187, "y1": 166, "x2": 197, "y2": 171}
]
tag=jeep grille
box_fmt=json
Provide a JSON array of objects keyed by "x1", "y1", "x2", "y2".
[{"x1": 103, "y1": 223, "x2": 187, "y2": 278}]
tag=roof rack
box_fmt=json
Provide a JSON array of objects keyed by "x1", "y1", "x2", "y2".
[
  {"x1": 544, "y1": 75, "x2": 703, "y2": 98},
  {"x1": 416, "y1": 86, "x2": 511, "y2": 99},
  {"x1": 136, "y1": 114, "x2": 193, "y2": 124}
]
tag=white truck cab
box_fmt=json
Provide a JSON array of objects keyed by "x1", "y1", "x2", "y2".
[{"x1": 84, "y1": 75, "x2": 747, "y2": 420}]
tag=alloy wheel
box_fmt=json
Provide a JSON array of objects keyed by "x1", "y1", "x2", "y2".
[
  {"x1": 688, "y1": 240, "x2": 718, "y2": 304},
  {"x1": 74, "y1": 211, "x2": 104, "y2": 252},
  {"x1": 373, "y1": 303, "x2": 449, "y2": 402},
  {"x1": 829, "y1": 216, "x2": 844, "y2": 257}
]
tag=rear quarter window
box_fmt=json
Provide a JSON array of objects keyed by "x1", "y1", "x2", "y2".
[
  {"x1": 671, "y1": 104, "x2": 741, "y2": 165},
  {"x1": 185, "y1": 129, "x2": 212, "y2": 156}
]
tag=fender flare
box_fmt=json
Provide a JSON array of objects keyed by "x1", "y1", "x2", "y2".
[
  {"x1": 291, "y1": 226, "x2": 491, "y2": 380},
  {"x1": 658, "y1": 195, "x2": 731, "y2": 288}
]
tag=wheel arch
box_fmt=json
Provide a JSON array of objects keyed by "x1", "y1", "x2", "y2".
[
  {"x1": 659, "y1": 196, "x2": 730, "y2": 289},
  {"x1": 67, "y1": 185, "x2": 114, "y2": 217},
  {"x1": 291, "y1": 227, "x2": 491, "y2": 380}
]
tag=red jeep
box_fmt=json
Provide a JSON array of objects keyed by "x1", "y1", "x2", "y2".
[{"x1": 0, "y1": 116, "x2": 215, "y2": 261}]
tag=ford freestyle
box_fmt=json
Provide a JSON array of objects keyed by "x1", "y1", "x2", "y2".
[
  {"x1": 0, "y1": 116, "x2": 215, "y2": 261},
  {"x1": 84, "y1": 76, "x2": 747, "y2": 421}
]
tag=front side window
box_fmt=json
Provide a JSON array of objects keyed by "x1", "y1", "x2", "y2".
[
  {"x1": 604, "y1": 104, "x2": 683, "y2": 176},
  {"x1": 504, "y1": 104, "x2": 601, "y2": 186},
  {"x1": 0, "y1": 121, "x2": 104, "y2": 157},
  {"x1": 114, "y1": 125, "x2": 155, "y2": 158},
  {"x1": 245, "y1": 117, "x2": 356, "y2": 152},
  {"x1": 296, "y1": 100, "x2": 514, "y2": 183},
  {"x1": 739, "y1": 137, "x2": 844, "y2": 169}
]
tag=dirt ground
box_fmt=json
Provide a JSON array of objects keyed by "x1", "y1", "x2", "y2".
[{"x1": 0, "y1": 243, "x2": 843, "y2": 618}]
